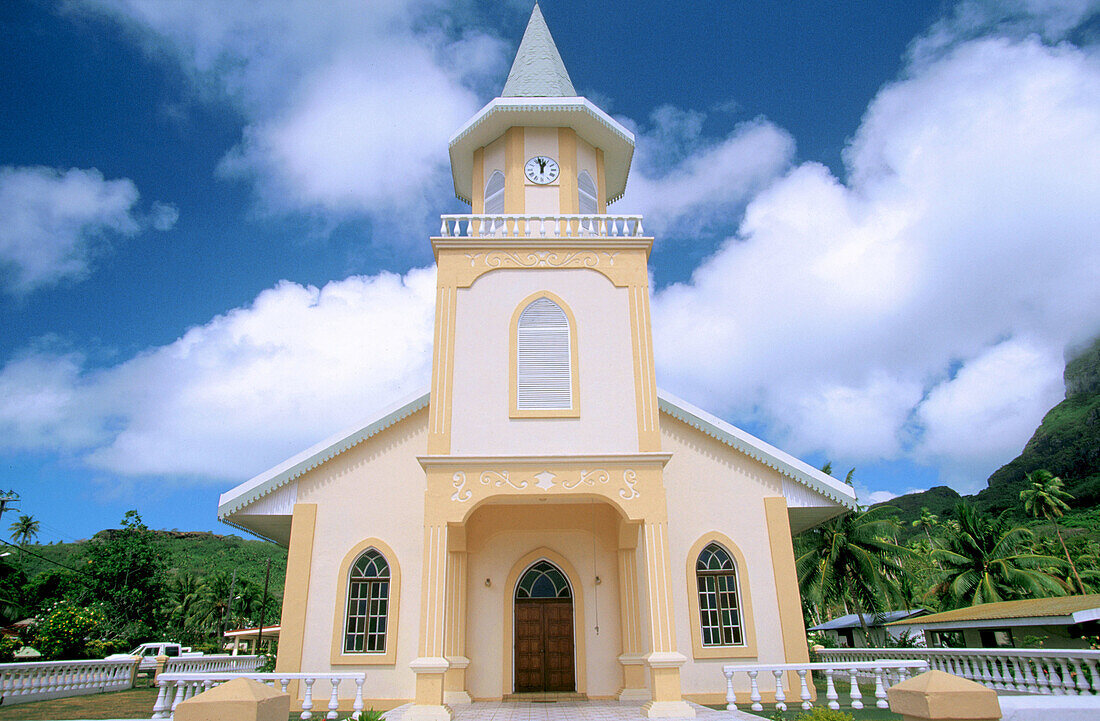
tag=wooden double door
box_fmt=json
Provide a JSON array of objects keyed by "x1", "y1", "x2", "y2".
[{"x1": 514, "y1": 599, "x2": 575, "y2": 692}]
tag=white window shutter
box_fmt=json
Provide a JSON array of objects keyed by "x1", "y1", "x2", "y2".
[
  {"x1": 484, "y1": 170, "x2": 505, "y2": 214},
  {"x1": 578, "y1": 171, "x2": 597, "y2": 214},
  {"x1": 517, "y1": 298, "x2": 572, "y2": 409}
]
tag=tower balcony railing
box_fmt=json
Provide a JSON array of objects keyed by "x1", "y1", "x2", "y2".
[{"x1": 439, "y1": 213, "x2": 645, "y2": 239}]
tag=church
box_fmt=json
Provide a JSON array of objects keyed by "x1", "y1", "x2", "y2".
[{"x1": 218, "y1": 6, "x2": 857, "y2": 719}]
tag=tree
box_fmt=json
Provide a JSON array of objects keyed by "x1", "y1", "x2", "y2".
[
  {"x1": 931, "y1": 502, "x2": 1068, "y2": 608},
  {"x1": 77, "y1": 510, "x2": 166, "y2": 646},
  {"x1": 8, "y1": 514, "x2": 39, "y2": 546},
  {"x1": 796, "y1": 506, "x2": 912, "y2": 643},
  {"x1": 1020, "y1": 470, "x2": 1085, "y2": 594},
  {"x1": 911, "y1": 508, "x2": 939, "y2": 547}
]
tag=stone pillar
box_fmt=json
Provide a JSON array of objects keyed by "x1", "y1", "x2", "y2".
[
  {"x1": 153, "y1": 655, "x2": 169, "y2": 683},
  {"x1": 640, "y1": 520, "x2": 693, "y2": 718},
  {"x1": 888, "y1": 670, "x2": 1001, "y2": 721},
  {"x1": 174, "y1": 677, "x2": 290, "y2": 721},
  {"x1": 617, "y1": 521, "x2": 648, "y2": 702},
  {"x1": 444, "y1": 526, "x2": 471, "y2": 705},
  {"x1": 408, "y1": 523, "x2": 452, "y2": 721}
]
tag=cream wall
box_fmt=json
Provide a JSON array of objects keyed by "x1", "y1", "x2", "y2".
[
  {"x1": 484, "y1": 135, "x2": 505, "y2": 183},
  {"x1": 658, "y1": 414, "x2": 795, "y2": 695},
  {"x1": 464, "y1": 502, "x2": 624, "y2": 699},
  {"x1": 449, "y1": 268, "x2": 639, "y2": 455},
  {"x1": 577, "y1": 137, "x2": 597, "y2": 187},
  {"x1": 294, "y1": 409, "x2": 429, "y2": 702}
]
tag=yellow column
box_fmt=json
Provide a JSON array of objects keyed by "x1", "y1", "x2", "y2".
[
  {"x1": 765, "y1": 497, "x2": 812, "y2": 696},
  {"x1": 617, "y1": 522, "x2": 648, "y2": 701},
  {"x1": 408, "y1": 523, "x2": 452, "y2": 721},
  {"x1": 443, "y1": 527, "x2": 470, "y2": 705},
  {"x1": 427, "y1": 280, "x2": 457, "y2": 455},
  {"x1": 640, "y1": 520, "x2": 694, "y2": 718},
  {"x1": 274, "y1": 503, "x2": 316, "y2": 704}
]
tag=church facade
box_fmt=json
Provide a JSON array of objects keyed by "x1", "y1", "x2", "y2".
[{"x1": 218, "y1": 7, "x2": 857, "y2": 719}]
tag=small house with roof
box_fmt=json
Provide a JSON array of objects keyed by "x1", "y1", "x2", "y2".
[{"x1": 217, "y1": 6, "x2": 857, "y2": 719}]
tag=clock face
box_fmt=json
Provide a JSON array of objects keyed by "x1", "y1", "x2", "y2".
[{"x1": 524, "y1": 156, "x2": 560, "y2": 184}]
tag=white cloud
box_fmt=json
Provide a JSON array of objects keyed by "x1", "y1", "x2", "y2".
[
  {"x1": 652, "y1": 30, "x2": 1100, "y2": 486},
  {"x1": 0, "y1": 269, "x2": 437, "y2": 479},
  {"x1": 0, "y1": 166, "x2": 170, "y2": 293},
  {"x1": 618, "y1": 109, "x2": 795, "y2": 239},
  {"x1": 76, "y1": 0, "x2": 509, "y2": 227}
]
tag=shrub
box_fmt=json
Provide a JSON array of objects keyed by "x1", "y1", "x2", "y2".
[
  {"x1": 33, "y1": 602, "x2": 105, "y2": 660},
  {"x1": 792, "y1": 709, "x2": 855, "y2": 721},
  {"x1": 0, "y1": 634, "x2": 20, "y2": 662}
]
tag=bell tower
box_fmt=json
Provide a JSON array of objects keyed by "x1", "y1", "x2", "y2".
[{"x1": 410, "y1": 6, "x2": 695, "y2": 720}]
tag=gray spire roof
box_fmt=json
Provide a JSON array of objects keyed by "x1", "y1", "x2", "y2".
[{"x1": 502, "y1": 4, "x2": 577, "y2": 97}]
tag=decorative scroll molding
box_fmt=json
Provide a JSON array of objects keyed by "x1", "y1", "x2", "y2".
[
  {"x1": 451, "y1": 472, "x2": 471, "y2": 503},
  {"x1": 447, "y1": 468, "x2": 640, "y2": 502},
  {"x1": 619, "y1": 470, "x2": 640, "y2": 500},
  {"x1": 464, "y1": 250, "x2": 617, "y2": 270},
  {"x1": 479, "y1": 470, "x2": 528, "y2": 490}
]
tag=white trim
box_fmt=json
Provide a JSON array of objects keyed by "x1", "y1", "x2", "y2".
[
  {"x1": 217, "y1": 388, "x2": 430, "y2": 519},
  {"x1": 657, "y1": 389, "x2": 859, "y2": 510}
]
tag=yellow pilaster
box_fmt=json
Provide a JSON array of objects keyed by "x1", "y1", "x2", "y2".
[
  {"x1": 427, "y1": 282, "x2": 457, "y2": 455},
  {"x1": 640, "y1": 519, "x2": 694, "y2": 718},
  {"x1": 764, "y1": 497, "x2": 811, "y2": 695},
  {"x1": 617, "y1": 521, "x2": 648, "y2": 701},
  {"x1": 504, "y1": 127, "x2": 525, "y2": 214},
  {"x1": 443, "y1": 527, "x2": 470, "y2": 705},
  {"x1": 408, "y1": 523, "x2": 452, "y2": 721},
  {"x1": 274, "y1": 503, "x2": 316, "y2": 703}
]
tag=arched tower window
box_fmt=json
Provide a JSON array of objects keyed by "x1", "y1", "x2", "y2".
[
  {"x1": 516, "y1": 296, "x2": 573, "y2": 411},
  {"x1": 578, "y1": 170, "x2": 598, "y2": 214},
  {"x1": 696, "y1": 543, "x2": 744, "y2": 646},
  {"x1": 343, "y1": 548, "x2": 390, "y2": 653},
  {"x1": 484, "y1": 170, "x2": 505, "y2": 214}
]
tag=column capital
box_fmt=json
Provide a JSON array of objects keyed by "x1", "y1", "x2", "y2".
[
  {"x1": 410, "y1": 656, "x2": 450, "y2": 674},
  {"x1": 645, "y1": 651, "x2": 688, "y2": 669}
]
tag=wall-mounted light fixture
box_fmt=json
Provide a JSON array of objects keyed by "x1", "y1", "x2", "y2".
[{"x1": 484, "y1": 578, "x2": 492, "y2": 587}]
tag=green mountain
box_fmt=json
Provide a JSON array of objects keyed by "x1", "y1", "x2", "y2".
[{"x1": 876, "y1": 336, "x2": 1100, "y2": 533}]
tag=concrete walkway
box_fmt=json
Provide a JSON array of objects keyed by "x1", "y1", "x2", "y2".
[{"x1": 384, "y1": 700, "x2": 763, "y2": 721}]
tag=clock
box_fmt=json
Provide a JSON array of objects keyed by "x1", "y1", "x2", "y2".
[{"x1": 524, "y1": 156, "x2": 560, "y2": 184}]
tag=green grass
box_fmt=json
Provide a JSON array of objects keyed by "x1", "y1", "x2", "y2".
[{"x1": 0, "y1": 687, "x2": 158, "y2": 720}]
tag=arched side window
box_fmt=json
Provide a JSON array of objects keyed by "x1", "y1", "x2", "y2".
[
  {"x1": 512, "y1": 294, "x2": 578, "y2": 416},
  {"x1": 484, "y1": 170, "x2": 505, "y2": 214},
  {"x1": 578, "y1": 170, "x2": 598, "y2": 215},
  {"x1": 343, "y1": 549, "x2": 390, "y2": 653},
  {"x1": 696, "y1": 543, "x2": 744, "y2": 646}
]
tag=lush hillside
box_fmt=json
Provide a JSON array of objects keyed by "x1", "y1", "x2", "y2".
[
  {"x1": 19, "y1": 530, "x2": 287, "y2": 597},
  {"x1": 876, "y1": 336, "x2": 1100, "y2": 533}
]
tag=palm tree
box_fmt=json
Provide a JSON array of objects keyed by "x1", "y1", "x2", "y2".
[
  {"x1": 796, "y1": 506, "x2": 912, "y2": 645},
  {"x1": 163, "y1": 572, "x2": 202, "y2": 642},
  {"x1": 931, "y1": 502, "x2": 1068, "y2": 608},
  {"x1": 1020, "y1": 470, "x2": 1084, "y2": 594},
  {"x1": 912, "y1": 508, "x2": 939, "y2": 547},
  {"x1": 8, "y1": 515, "x2": 39, "y2": 546}
]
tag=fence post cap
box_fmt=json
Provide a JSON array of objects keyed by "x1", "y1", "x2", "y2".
[
  {"x1": 174, "y1": 677, "x2": 290, "y2": 721},
  {"x1": 888, "y1": 670, "x2": 1001, "y2": 721}
]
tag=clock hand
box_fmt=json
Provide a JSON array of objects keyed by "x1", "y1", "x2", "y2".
[{"x1": 538, "y1": 158, "x2": 546, "y2": 172}]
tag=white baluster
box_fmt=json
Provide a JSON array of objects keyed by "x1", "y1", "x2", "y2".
[
  {"x1": 1034, "y1": 658, "x2": 1051, "y2": 694},
  {"x1": 874, "y1": 668, "x2": 888, "y2": 709},
  {"x1": 988, "y1": 655, "x2": 1004, "y2": 690},
  {"x1": 748, "y1": 670, "x2": 762, "y2": 711},
  {"x1": 1071, "y1": 659, "x2": 1087, "y2": 694},
  {"x1": 798, "y1": 669, "x2": 812, "y2": 710},
  {"x1": 281, "y1": 678, "x2": 290, "y2": 693},
  {"x1": 1058, "y1": 659, "x2": 1074, "y2": 695},
  {"x1": 301, "y1": 677, "x2": 315, "y2": 720},
  {"x1": 978, "y1": 655, "x2": 992, "y2": 687},
  {"x1": 1084, "y1": 658, "x2": 1099, "y2": 693},
  {"x1": 171, "y1": 681, "x2": 187, "y2": 714},
  {"x1": 773, "y1": 669, "x2": 787, "y2": 711},
  {"x1": 1045, "y1": 658, "x2": 1064, "y2": 695},
  {"x1": 327, "y1": 677, "x2": 340, "y2": 720},
  {"x1": 723, "y1": 668, "x2": 737, "y2": 710},
  {"x1": 1022, "y1": 657, "x2": 1039, "y2": 693},
  {"x1": 826, "y1": 669, "x2": 839, "y2": 710},
  {"x1": 849, "y1": 669, "x2": 863, "y2": 710},
  {"x1": 151, "y1": 679, "x2": 171, "y2": 718},
  {"x1": 353, "y1": 677, "x2": 365, "y2": 716}
]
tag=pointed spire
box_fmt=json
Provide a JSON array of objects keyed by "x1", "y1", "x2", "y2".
[{"x1": 502, "y1": 3, "x2": 577, "y2": 97}]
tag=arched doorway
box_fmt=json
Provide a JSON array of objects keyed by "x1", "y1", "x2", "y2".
[{"x1": 514, "y1": 560, "x2": 576, "y2": 692}]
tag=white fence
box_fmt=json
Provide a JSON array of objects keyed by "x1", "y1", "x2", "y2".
[
  {"x1": 152, "y1": 671, "x2": 366, "y2": 720},
  {"x1": 438, "y1": 214, "x2": 645, "y2": 239},
  {"x1": 722, "y1": 660, "x2": 929, "y2": 712},
  {"x1": 162, "y1": 654, "x2": 264, "y2": 674},
  {"x1": 0, "y1": 658, "x2": 139, "y2": 706},
  {"x1": 817, "y1": 647, "x2": 1100, "y2": 695}
]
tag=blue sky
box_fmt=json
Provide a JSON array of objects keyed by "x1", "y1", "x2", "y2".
[{"x1": 1, "y1": 0, "x2": 1099, "y2": 543}]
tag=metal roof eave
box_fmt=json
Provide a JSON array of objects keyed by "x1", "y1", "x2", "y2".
[{"x1": 657, "y1": 389, "x2": 860, "y2": 511}]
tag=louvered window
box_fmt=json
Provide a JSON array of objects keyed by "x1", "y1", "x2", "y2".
[
  {"x1": 578, "y1": 170, "x2": 597, "y2": 214},
  {"x1": 484, "y1": 170, "x2": 505, "y2": 214},
  {"x1": 516, "y1": 297, "x2": 572, "y2": 410}
]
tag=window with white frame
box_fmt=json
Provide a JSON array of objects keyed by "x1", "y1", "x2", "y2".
[
  {"x1": 343, "y1": 548, "x2": 390, "y2": 653},
  {"x1": 484, "y1": 170, "x2": 505, "y2": 214},
  {"x1": 696, "y1": 543, "x2": 745, "y2": 646},
  {"x1": 578, "y1": 170, "x2": 597, "y2": 214},
  {"x1": 516, "y1": 297, "x2": 572, "y2": 410}
]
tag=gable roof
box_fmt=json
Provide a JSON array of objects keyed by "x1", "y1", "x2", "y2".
[
  {"x1": 219, "y1": 387, "x2": 858, "y2": 541},
  {"x1": 502, "y1": 4, "x2": 577, "y2": 97},
  {"x1": 657, "y1": 389, "x2": 859, "y2": 511},
  {"x1": 888, "y1": 595, "x2": 1100, "y2": 630},
  {"x1": 810, "y1": 609, "x2": 927, "y2": 631}
]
